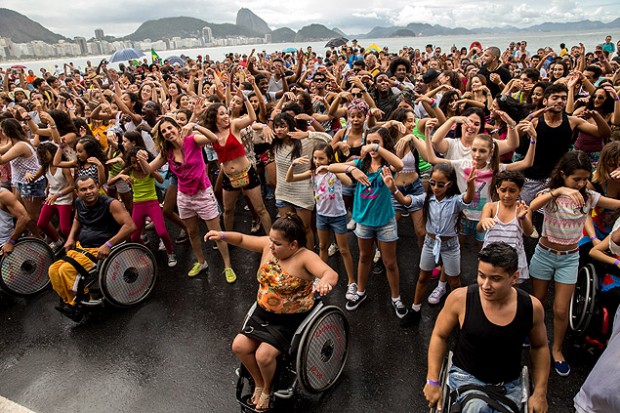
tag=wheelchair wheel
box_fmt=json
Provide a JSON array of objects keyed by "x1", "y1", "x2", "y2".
[
  {"x1": 296, "y1": 305, "x2": 349, "y2": 394},
  {"x1": 0, "y1": 238, "x2": 53, "y2": 296},
  {"x1": 520, "y1": 365, "x2": 530, "y2": 412},
  {"x1": 99, "y1": 243, "x2": 157, "y2": 308},
  {"x1": 570, "y1": 263, "x2": 597, "y2": 333}
]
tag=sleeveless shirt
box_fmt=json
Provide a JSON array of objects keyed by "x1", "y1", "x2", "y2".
[
  {"x1": 75, "y1": 195, "x2": 121, "y2": 248},
  {"x1": 453, "y1": 284, "x2": 533, "y2": 384},
  {"x1": 525, "y1": 113, "x2": 573, "y2": 180}
]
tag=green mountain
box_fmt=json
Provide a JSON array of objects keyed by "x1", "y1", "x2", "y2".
[
  {"x1": 271, "y1": 27, "x2": 296, "y2": 43},
  {"x1": 123, "y1": 16, "x2": 261, "y2": 41},
  {"x1": 236, "y1": 8, "x2": 271, "y2": 35},
  {"x1": 0, "y1": 8, "x2": 67, "y2": 43},
  {"x1": 295, "y1": 24, "x2": 341, "y2": 41}
]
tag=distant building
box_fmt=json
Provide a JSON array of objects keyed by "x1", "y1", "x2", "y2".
[
  {"x1": 202, "y1": 26, "x2": 213, "y2": 44},
  {"x1": 264, "y1": 34, "x2": 272, "y2": 43},
  {"x1": 74, "y1": 37, "x2": 88, "y2": 55},
  {"x1": 95, "y1": 29, "x2": 104, "y2": 40}
]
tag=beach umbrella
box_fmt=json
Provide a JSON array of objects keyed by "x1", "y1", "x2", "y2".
[
  {"x1": 10, "y1": 64, "x2": 26, "y2": 69},
  {"x1": 165, "y1": 55, "x2": 185, "y2": 66},
  {"x1": 108, "y1": 48, "x2": 145, "y2": 63},
  {"x1": 325, "y1": 37, "x2": 348, "y2": 48},
  {"x1": 282, "y1": 47, "x2": 297, "y2": 53}
]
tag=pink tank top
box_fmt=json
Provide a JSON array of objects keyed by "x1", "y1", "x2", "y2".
[{"x1": 168, "y1": 135, "x2": 210, "y2": 195}]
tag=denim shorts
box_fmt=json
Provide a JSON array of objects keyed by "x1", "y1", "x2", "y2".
[
  {"x1": 316, "y1": 213, "x2": 348, "y2": 234},
  {"x1": 354, "y1": 218, "x2": 398, "y2": 242},
  {"x1": 419, "y1": 235, "x2": 461, "y2": 275},
  {"x1": 392, "y1": 178, "x2": 424, "y2": 212},
  {"x1": 16, "y1": 179, "x2": 46, "y2": 198},
  {"x1": 448, "y1": 365, "x2": 522, "y2": 413},
  {"x1": 460, "y1": 218, "x2": 486, "y2": 242},
  {"x1": 529, "y1": 243, "x2": 579, "y2": 284},
  {"x1": 203, "y1": 146, "x2": 218, "y2": 162},
  {"x1": 275, "y1": 199, "x2": 305, "y2": 210}
]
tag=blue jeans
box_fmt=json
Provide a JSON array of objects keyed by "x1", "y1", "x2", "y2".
[{"x1": 448, "y1": 365, "x2": 522, "y2": 413}]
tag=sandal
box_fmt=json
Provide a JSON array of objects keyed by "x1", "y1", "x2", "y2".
[
  {"x1": 255, "y1": 392, "x2": 271, "y2": 412},
  {"x1": 247, "y1": 386, "x2": 263, "y2": 407}
]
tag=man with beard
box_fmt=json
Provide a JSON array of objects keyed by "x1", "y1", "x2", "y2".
[
  {"x1": 308, "y1": 70, "x2": 337, "y2": 134},
  {"x1": 369, "y1": 72, "x2": 401, "y2": 120},
  {"x1": 520, "y1": 84, "x2": 611, "y2": 204},
  {"x1": 478, "y1": 47, "x2": 512, "y2": 98}
]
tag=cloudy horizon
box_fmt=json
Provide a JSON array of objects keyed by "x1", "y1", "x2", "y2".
[{"x1": 2, "y1": 0, "x2": 619, "y2": 39}]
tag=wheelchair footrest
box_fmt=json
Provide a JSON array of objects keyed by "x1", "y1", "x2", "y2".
[
  {"x1": 274, "y1": 383, "x2": 296, "y2": 400},
  {"x1": 80, "y1": 298, "x2": 104, "y2": 307}
]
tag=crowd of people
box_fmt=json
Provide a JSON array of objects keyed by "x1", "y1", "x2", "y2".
[{"x1": 1, "y1": 34, "x2": 620, "y2": 412}]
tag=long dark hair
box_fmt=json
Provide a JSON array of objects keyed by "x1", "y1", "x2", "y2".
[
  {"x1": 586, "y1": 86, "x2": 615, "y2": 116},
  {"x1": 310, "y1": 142, "x2": 335, "y2": 171},
  {"x1": 546, "y1": 150, "x2": 591, "y2": 210},
  {"x1": 0, "y1": 118, "x2": 30, "y2": 142},
  {"x1": 48, "y1": 110, "x2": 78, "y2": 136},
  {"x1": 77, "y1": 136, "x2": 107, "y2": 166},
  {"x1": 422, "y1": 163, "x2": 462, "y2": 232},
  {"x1": 272, "y1": 112, "x2": 302, "y2": 161},
  {"x1": 36, "y1": 141, "x2": 59, "y2": 174},
  {"x1": 360, "y1": 126, "x2": 394, "y2": 173},
  {"x1": 272, "y1": 212, "x2": 307, "y2": 248},
  {"x1": 473, "y1": 134, "x2": 500, "y2": 199},
  {"x1": 455, "y1": 107, "x2": 485, "y2": 138},
  {"x1": 203, "y1": 102, "x2": 227, "y2": 132}
]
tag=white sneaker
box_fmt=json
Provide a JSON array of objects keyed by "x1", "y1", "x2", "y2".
[
  {"x1": 158, "y1": 239, "x2": 166, "y2": 251},
  {"x1": 345, "y1": 283, "x2": 358, "y2": 301},
  {"x1": 347, "y1": 219, "x2": 356, "y2": 231},
  {"x1": 428, "y1": 285, "x2": 447, "y2": 305},
  {"x1": 140, "y1": 234, "x2": 149, "y2": 245},
  {"x1": 328, "y1": 243, "x2": 338, "y2": 257},
  {"x1": 373, "y1": 249, "x2": 381, "y2": 264},
  {"x1": 167, "y1": 253, "x2": 177, "y2": 267}
]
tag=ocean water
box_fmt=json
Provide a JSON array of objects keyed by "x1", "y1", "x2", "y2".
[{"x1": 0, "y1": 29, "x2": 614, "y2": 73}]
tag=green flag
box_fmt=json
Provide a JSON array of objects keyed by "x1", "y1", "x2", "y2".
[{"x1": 151, "y1": 48, "x2": 160, "y2": 64}]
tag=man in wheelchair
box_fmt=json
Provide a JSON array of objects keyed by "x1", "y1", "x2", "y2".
[
  {"x1": 424, "y1": 242, "x2": 550, "y2": 413},
  {"x1": 48, "y1": 176, "x2": 136, "y2": 321}
]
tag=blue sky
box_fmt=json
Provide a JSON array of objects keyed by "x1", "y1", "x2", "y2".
[{"x1": 3, "y1": 0, "x2": 619, "y2": 38}]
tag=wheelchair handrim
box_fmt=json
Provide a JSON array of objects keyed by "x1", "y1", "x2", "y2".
[
  {"x1": 570, "y1": 264, "x2": 597, "y2": 333},
  {"x1": 296, "y1": 306, "x2": 350, "y2": 394},
  {"x1": 0, "y1": 238, "x2": 52, "y2": 296},
  {"x1": 99, "y1": 244, "x2": 157, "y2": 307}
]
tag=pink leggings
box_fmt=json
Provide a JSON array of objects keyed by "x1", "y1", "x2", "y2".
[
  {"x1": 37, "y1": 204, "x2": 73, "y2": 241},
  {"x1": 130, "y1": 199, "x2": 173, "y2": 253}
]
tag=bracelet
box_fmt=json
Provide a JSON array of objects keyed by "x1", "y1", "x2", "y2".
[
  {"x1": 615, "y1": 259, "x2": 620, "y2": 267},
  {"x1": 105, "y1": 241, "x2": 113, "y2": 248},
  {"x1": 49, "y1": 125, "x2": 57, "y2": 129},
  {"x1": 530, "y1": 140, "x2": 536, "y2": 144},
  {"x1": 590, "y1": 236, "x2": 597, "y2": 242},
  {"x1": 615, "y1": 97, "x2": 620, "y2": 101},
  {"x1": 373, "y1": 144, "x2": 380, "y2": 152},
  {"x1": 8, "y1": 238, "x2": 16, "y2": 245},
  {"x1": 427, "y1": 379, "x2": 440, "y2": 387},
  {"x1": 57, "y1": 192, "x2": 63, "y2": 196},
  {"x1": 392, "y1": 189, "x2": 400, "y2": 196},
  {"x1": 345, "y1": 165, "x2": 352, "y2": 173},
  {"x1": 221, "y1": 231, "x2": 226, "y2": 240},
  {"x1": 519, "y1": 214, "x2": 527, "y2": 220},
  {"x1": 508, "y1": 124, "x2": 516, "y2": 130}
]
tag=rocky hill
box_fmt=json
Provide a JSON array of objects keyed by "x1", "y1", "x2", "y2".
[
  {"x1": 236, "y1": 8, "x2": 271, "y2": 35},
  {"x1": 0, "y1": 8, "x2": 67, "y2": 43},
  {"x1": 271, "y1": 28, "x2": 297, "y2": 43},
  {"x1": 295, "y1": 24, "x2": 341, "y2": 42},
  {"x1": 123, "y1": 17, "x2": 262, "y2": 41}
]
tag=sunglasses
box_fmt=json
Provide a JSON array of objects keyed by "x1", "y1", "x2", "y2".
[{"x1": 429, "y1": 180, "x2": 449, "y2": 188}]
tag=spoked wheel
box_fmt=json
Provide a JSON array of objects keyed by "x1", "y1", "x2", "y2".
[
  {"x1": 570, "y1": 263, "x2": 597, "y2": 334},
  {"x1": 0, "y1": 238, "x2": 53, "y2": 296}
]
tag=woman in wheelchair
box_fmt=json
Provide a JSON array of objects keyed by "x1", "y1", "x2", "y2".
[
  {"x1": 424, "y1": 242, "x2": 549, "y2": 413},
  {"x1": 205, "y1": 213, "x2": 337, "y2": 412}
]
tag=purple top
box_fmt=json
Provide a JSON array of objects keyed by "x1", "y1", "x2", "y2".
[{"x1": 168, "y1": 135, "x2": 210, "y2": 195}]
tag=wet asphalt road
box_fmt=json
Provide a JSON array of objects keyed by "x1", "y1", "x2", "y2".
[{"x1": 0, "y1": 203, "x2": 594, "y2": 413}]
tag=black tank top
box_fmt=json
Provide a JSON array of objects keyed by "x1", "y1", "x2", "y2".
[
  {"x1": 524, "y1": 113, "x2": 573, "y2": 180},
  {"x1": 453, "y1": 285, "x2": 533, "y2": 384},
  {"x1": 76, "y1": 195, "x2": 122, "y2": 248}
]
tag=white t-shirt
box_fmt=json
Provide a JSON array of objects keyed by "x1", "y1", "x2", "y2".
[{"x1": 452, "y1": 159, "x2": 507, "y2": 221}]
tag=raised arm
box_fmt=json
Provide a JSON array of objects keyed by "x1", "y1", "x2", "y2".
[{"x1": 204, "y1": 229, "x2": 269, "y2": 253}]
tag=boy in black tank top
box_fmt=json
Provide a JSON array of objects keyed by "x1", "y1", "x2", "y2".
[{"x1": 424, "y1": 242, "x2": 550, "y2": 413}]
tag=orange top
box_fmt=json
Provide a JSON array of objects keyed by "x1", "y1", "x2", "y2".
[{"x1": 256, "y1": 256, "x2": 314, "y2": 314}]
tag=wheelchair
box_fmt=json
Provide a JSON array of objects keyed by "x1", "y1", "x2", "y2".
[
  {"x1": 235, "y1": 301, "x2": 350, "y2": 412},
  {"x1": 0, "y1": 238, "x2": 55, "y2": 296},
  {"x1": 430, "y1": 351, "x2": 530, "y2": 413},
  {"x1": 61, "y1": 242, "x2": 157, "y2": 313},
  {"x1": 570, "y1": 262, "x2": 620, "y2": 354}
]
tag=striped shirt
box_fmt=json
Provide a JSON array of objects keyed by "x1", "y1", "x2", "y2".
[{"x1": 541, "y1": 190, "x2": 600, "y2": 245}]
